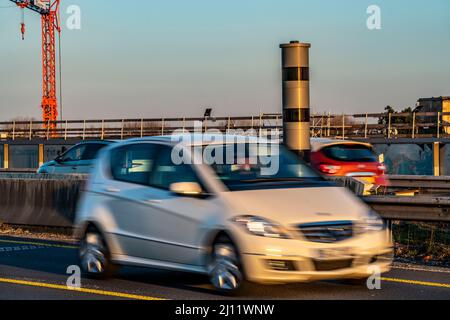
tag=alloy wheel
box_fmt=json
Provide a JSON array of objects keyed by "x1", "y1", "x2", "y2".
[{"x1": 208, "y1": 243, "x2": 243, "y2": 291}]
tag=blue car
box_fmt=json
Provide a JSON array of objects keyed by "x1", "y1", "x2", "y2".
[{"x1": 37, "y1": 140, "x2": 116, "y2": 174}]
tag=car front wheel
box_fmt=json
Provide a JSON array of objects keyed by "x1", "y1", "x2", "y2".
[{"x1": 208, "y1": 235, "x2": 247, "y2": 294}]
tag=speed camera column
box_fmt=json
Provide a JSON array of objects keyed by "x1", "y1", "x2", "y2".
[{"x1": 280, "y1": 41, "x2": 311, "y2": 159}]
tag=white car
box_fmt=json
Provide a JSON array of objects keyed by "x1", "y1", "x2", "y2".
[{"x1": 74, "y1": 135, "x2": 392, "y2": 294}]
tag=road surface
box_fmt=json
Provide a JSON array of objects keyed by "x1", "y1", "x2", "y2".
[{"x1": 0, "y1": 236, "x2": 449, "y2": 300}]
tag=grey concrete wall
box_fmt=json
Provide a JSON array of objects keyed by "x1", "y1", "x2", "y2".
[
  {"x1": 373, "y1": 144, "x2": 434, "y2": 175},
  {"x1": 0, "y1": 174, "x2": 87, "y2": 227},
  {"x1": 441, "y1": 144, "x2": 450, "y2": 176}
]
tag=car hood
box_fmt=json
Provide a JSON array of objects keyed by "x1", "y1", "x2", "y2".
[{"x1": 220, "y1": 186, "x2": 369, "y2": 226}]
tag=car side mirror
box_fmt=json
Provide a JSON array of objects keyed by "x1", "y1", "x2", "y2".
[{"x1": 170, "y1": 182, "x2": 203, "y2": 197}]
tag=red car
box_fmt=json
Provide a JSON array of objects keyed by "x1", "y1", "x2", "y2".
[{"x1": 310, "y1": 139, "x2": 388, "y2": 187}]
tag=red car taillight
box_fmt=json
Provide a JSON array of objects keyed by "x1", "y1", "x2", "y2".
[{"x1": 318, "y1": 164, "x2": 341, "y2": 175}]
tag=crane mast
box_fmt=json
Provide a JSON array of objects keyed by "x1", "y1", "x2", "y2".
[{"x1": 10, "y1": 0, "x2": 61, "y2": 133}]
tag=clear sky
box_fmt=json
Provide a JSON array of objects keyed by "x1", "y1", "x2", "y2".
[{"x1": 0, "y1": 0, "x2": 449, "y2": 120}]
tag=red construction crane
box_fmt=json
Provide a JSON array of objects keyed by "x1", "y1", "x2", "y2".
[{"x1": 10, "y1": 0, "x2": 61, "y2": 133}]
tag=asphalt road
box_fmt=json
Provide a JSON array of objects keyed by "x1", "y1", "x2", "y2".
[{"x1": 0, "y1": 236, "x2": 449, "y2": 300}]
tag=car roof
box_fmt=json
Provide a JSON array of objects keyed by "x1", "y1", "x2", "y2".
[
  {"x1": 121, "y1": 134, "x2": 275, "y2": 147},
  {"x1": 310, "y1": 138, "x2": 373, "y2": 152},
  {"x1": 74, "y1": 140, "x2": 118, "y2": 145}
]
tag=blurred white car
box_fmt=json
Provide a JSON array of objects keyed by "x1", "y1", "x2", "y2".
[{"x1": 74, "y1": 135, "x2": 392, "y2": 294}]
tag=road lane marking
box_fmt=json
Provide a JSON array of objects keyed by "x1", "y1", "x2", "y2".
[
  {"x1": 0, "y1": 277, "x2": 165, "y2": 300},
  {"x1": 382, "y1": 277, "x2": 450, "y2": 289},
  {"x1": 0, "y1": 239, "x2": 78, "y2": 250},
  {"x1": 0, "y1": 245, "x2": 45, "y2": 253}
]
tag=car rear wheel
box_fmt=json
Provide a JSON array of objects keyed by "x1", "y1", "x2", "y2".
[
  {"x1": 79, "y1": 228, "x2": 116, "y2": 279},
  {"x1": 208, "y1": 235, "x2": 247, "y2": 295}
]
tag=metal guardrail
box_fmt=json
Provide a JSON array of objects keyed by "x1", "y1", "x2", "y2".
[
  {"x1": 1, "y1": 111, "x2": 450, "y2": 140},
  {"x1": 0, "y1": 169, "x2": 37, "y2": 173},
  {"x1": 327, "y1": 176, "x2": 450, "y2": 222},
  {"x1": 364, "y1": 196, "x2": 450, "y2": 222},
  {"x1": 385, "y1": 175, "x2": 450, "y2": 195}
]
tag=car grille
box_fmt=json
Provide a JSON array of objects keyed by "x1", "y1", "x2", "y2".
[
  {"x1": 313, "y1": 259, "x2": 354, "y2": 271},
  {"x1": 297, "y1": 220, "x2": 353, "y2": 243}
]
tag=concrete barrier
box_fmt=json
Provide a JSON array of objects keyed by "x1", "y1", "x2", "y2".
[
  {"x1": 325, "y1": 176, "x2": 365, "y2": 195},
  {"x1": 0, "y1": 174, "x2": 365, "y2": 228},
  {"x1": 0, "y1": 173, "x2": 87, "y2": 227}
]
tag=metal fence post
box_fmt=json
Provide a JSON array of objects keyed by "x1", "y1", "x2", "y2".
[
  {"x1": 327, "y1": 112, "x2": 331, "y2": 137},
  {"x1": 388, "y1": 113, "x2": 392, "y2": 139},
  {"x1": 412, "y1": 112, "x2": 416, "y2": 139},
  {"x1": 275, "y1": 115, "x2": 280, "y2": 137},
  {"x1": 433, "y1": 141, "x2": 441, "y2": 177},
  {"x1": 101, "y1": 120, "x2": 105, "y2": 140},
  {"x1": 364, "y1": 113, "x2": 368, "y2": 139},
  {"x1": 3, "y1": 144, "x2": 9, "y2": 169},
  {"x1": 320, "y1": 113, "x2": 324, "y2": 137},
  {"x1": 64, "y1": 120, "x2": 68, "y2": 140},
  {"x1": 140, "y1": 119, "x2": 144, "y2": 138},
  {"x1": 342, "y1": 114, "x2": 345, "y2": 140},
  {"x1": 121, "y1": 119, "x2": 124, "y2": 140},
  {"x1": 437, "y1": 111, "x2": 441, "y2": 139},
  {"x1": 259, "y1": 113, "x2": 263, "y2": 137},
  {"x1": 12, "y1": 121, "x2": 15, "y2": 140},
  {"x1": 46, "y1": 121, "x2": 50, "y2": 140},
  {"x1": 38, "y1": 144, "x2": 44, "y2": 167},
  {"x1": 161, "y1": 118, "x2": 165, "y2": 136},
  {"x1": 83, "y1": 120, "x2": 86, "y2": 140},
  {"x1": 29, "y1": 120, "x2": 33, "y2": 140}
]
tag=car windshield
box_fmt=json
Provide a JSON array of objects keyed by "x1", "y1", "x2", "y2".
[
  {"x1": 206, "y1": 143, "x2": 323, "y2": 191},
  {"x1": 322, "y1": 144, "x2": 378, "y2": 162}
]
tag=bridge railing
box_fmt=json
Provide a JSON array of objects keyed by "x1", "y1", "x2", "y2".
[
  {"x1": 1, "y1": 112, "x2": 449, "y2": 140},
  {"x1": 0, "y1": 115, "x2": 283, "y2": 141},
  {"x1": 310, "y1": 111, "x2": 450, "y2": 139}
]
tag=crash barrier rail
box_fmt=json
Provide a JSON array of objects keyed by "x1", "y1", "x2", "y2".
[
  {"x1": 1, "y1": 111, "x2": 450, "y2": 141},
  {"x1": 363, "y1": 196, "x2": 450, "y2": 222},
  {"x1": 0, "y1": 174, "x2": 448, "y2": 228},
  {"x1": 0, "y1": 169, "x2": 37, "y2": 173},
  {"x1": 384, "y1": 175, "x2": 450, "y2": 195}
]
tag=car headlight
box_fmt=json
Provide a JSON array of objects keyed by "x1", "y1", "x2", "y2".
[
  {"x1": 232, "y1": 215, "x2": 291, "y2": 239},
  {"x1": 356, "y1": 210, "x2": 385, "y2": 233}
]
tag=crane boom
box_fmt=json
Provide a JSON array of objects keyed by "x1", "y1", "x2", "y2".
[
  {"x1": 10, "y1": 0, "x2": 61, "y2": 134},
  {"x1": 10, "y1": 0, "x2": 49, "y2": 14}
]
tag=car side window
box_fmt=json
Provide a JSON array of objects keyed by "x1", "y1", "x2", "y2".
[
  {"x1": 60, "y1": 145, "x2": 87, "y2": 163},
  {"x1": 110, "y1": 144, "x2": 157, "y2": 185},
  {"x1": 150, "y1": 145, "x2": 200, "y2": 190},
  {"x1": 82, "y1": 143, "x2": 107, "y2": 160}
]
